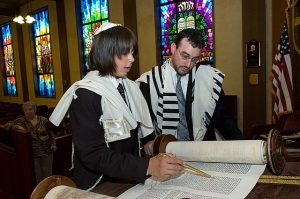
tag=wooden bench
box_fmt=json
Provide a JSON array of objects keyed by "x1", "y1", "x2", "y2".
[
  {"x1": 0, "y1": 128, "x2": 35, "y2": 199},
  {"x1": 0, "y1": 127, "x2": 73, "y2": 199}
]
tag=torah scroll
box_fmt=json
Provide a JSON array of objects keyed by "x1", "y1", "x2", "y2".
[
  {"x1": 166, "y1": 140, "x2": 268, "y2": 164},
  {"x1": 45, "y1": 185, "x2": 115, "y2": 199}
]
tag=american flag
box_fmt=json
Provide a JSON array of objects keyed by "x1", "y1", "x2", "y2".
[{"x1": 272, "y1": 22, "x2": 293, "y2": 123}]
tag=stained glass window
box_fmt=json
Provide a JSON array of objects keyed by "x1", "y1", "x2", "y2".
[
  {"x1": 1, "y1": 22, "x2": 17, "y2": 96},
  {"x1": 32, "y1": 8, "x2": 55, "y2": 97},
  {"x1": 158, "y1": 0, "x2": 214, "y2": 65},
  {"x1": 80, "y1": 0, "x2": 109, "y2": 75},
  {"x1": 0, "y1": 22, "x2": 17, "y2": 96}
]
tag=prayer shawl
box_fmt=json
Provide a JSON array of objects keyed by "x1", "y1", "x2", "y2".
[
  {"x1": 136, "y1": 60, "x2": 224, "y2": 140},
  {"x1": 50, "y1": 70, "x2": 153, "y2": 139}
]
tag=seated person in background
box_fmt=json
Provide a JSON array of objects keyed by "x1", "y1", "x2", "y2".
[
  {"x1": 137, "y1": 28, "x2": 243, "y2": 155},
  {"x1": 3, "y1": 101, "x2": 57, "y2": 184},
  {"x1": 49, "y1": 22, "x2": 184, "y2": 190}
]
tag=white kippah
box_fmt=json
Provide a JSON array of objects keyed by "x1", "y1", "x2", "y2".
[{"x1": 93, "y1": 22, "x2": 121, "y2": 35}]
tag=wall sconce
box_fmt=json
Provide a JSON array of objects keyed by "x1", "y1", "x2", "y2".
[{"x1": 13, "y1": 0, "x2": 35, "y2": 24}]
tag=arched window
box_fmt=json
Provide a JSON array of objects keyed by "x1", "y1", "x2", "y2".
[
  {"x1": 32, "y1": 8, "x2": 55, "y2": 97},
  {"x1": 79, "y1": 0, "x2": 109, "y2": 75},
  {"x1": 158, "y1": 0, "x2": 213, "y2": 65},
  {"x1": 0, "y1": 22, "x2": 17, "y2": 96}
]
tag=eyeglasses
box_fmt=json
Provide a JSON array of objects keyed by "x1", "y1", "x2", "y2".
[{"x1": 178, "y1": 50, "x2": 200, "y2": 65}]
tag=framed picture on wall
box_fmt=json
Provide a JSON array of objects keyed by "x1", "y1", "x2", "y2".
[{"x1": 246, "y1": 40, "x2": 260, "y2": 67}]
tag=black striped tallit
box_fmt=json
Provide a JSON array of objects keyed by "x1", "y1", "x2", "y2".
[{"x1": 143, "y1": 62, "x2": 224, "y2": 140}]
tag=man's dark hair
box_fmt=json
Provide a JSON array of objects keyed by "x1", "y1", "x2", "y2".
[
  {"x1": 89, "y1": 26, "x2": 138, "y2": 76},
  {"x1": 174, "y1": 28, "x2": 204, "y2": 49}
]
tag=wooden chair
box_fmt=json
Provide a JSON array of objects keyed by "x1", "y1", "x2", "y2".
[
  {"x1": 0, "y1": 128, "x2": 35, "y2": 199},
  {"x1": 252, "y1": 111, "x2": 300, "y2": 138},
  {"x1": 251, "y1": 111, "x2": 300, "y2": 161}
]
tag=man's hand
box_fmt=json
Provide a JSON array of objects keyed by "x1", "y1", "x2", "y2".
[{"x1": 148, "y1": 153, "x2": 184, "y2": 181}]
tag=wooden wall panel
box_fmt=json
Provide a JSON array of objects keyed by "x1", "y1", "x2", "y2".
[
  {"x1": 123, "y1": 0, "x2": 139, "y2": 80},
  {"x1": 242, "y1": 0, "x2": 266, "y2": 138}
]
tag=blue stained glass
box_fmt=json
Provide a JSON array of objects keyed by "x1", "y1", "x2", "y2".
[
  {"x1": 33, "y1": 9, "x2": 49, "y2": 37},
  {"x1": 38, "y1": 74, "x2": 55, "y2": 97},
  {"x1": 100, "y1": 0, "x2": 108, "y2": 19},
  {"x1": 32, "y1": 8, "x2": 55, "y2": 97},
  {"x1": 1, "y1": 22, "x2": 17, "y2": 96},
  {"x1": 81, "y1": 0, "x2": 90, "y2": 23},
  {"x1": 80, "y1": 0, "x2": 109, "y2": 74},
  {"x1": 1, "y1": 23, "x2": 12, "y2": 45},
  {"x1": 7, "y1": 77, "x2": 17, "y2": 95},
  {"x1": 81, "y1": 0, "x2": 103, "y2": 24},
  {"x1": 160, "y1": 0, "x2": 175, "y2": 3},
  {"x1": 91, "y1": 0, "x2": 100, "y2": 21}
]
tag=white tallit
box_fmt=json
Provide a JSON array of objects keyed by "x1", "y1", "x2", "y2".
[{"x1": 49, "y1": 70, "x2": 153, "y2": 138}]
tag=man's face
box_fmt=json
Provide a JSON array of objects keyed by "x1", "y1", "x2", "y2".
[{"x1": 171, "y1": 38, "x2": 201, "y2": 76}]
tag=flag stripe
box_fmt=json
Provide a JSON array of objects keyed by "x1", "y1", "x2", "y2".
[{"x1": 272, "y1": 22, "x2": 293, "y2": 123}]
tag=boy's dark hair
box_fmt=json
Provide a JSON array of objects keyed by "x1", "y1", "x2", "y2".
[
  {"x1": 174, "y1": 28, "x2": 204, "y2": 49},
  {"x1": 89, "y1": 26, "x2": 138, "y2": 76}
]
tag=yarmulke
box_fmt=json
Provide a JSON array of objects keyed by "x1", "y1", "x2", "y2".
[{"x1": 93, "y1": 22, "x2": 121, "y2": 35}]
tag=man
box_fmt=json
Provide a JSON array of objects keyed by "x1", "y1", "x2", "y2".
[{"x1": 137, "y1": 28, "x2": 243, "y2": 149}]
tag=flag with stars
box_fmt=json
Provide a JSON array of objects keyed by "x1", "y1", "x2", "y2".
[{"x1": 272, "y1": 22, "x2": 293, "y2": 123}]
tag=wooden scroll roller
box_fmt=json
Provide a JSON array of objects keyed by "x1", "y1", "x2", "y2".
[
  {"x1": 30, "y1": 175, "x2": 114, "y2": 199},
  {"x1": 30, "y1": 175, "x2": 76, "y2": 199},
  {"x1": 153, "y1": 129, "x2": 286, "y2": 175}
]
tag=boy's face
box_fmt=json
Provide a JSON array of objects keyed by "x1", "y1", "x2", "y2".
[{"x1": 113, "y1": 51, "x2": 135, "y2": 78}]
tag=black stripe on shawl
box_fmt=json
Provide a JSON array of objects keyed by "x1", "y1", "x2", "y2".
[
  {"x1": 163, "y1": 101, "x2": 178, "y2": 104},
  {"x1": 157, "y1": 111, "x2": 163, "y2": 117},
  {"x1": 212, "y1": 88, "x2": 221, "y2": 102},
  {"x1": 164, "y1": 109, "x2": 179, "y2": 113},
  {"x1": 185, "y1": 68, "x2": 195, "y2": 141},
  {"x1": 145, "y1": 75, "x2": 157, "y2": 125},
  {"x1": 163, "y1": 117, "x2": 180, "y2": 121},
  {"x1": 205, "y1": 112, "x2": 212, "y2": 127},
  {"x1": 162, "y1": 126, "x2": 178, "y2": 130},
  {"x1": 158, "y1": 66, "x2": 164, "y2": 88},
  {"x1": 163, "y1": 93, "x2": 177, "y2": 96},
  {"x1": 152, "y1": 67, "x2": 163, "y2": 98},
  {"x1": 213, "y1": 77, "x2": 222, "y2": 88},
  {"x1": 158, "y1": 102, "x2": 163, "y2": 108},
  {"x1": 217, "y1": 71, "x2": 225, "y2": 79},
  {"x1": 213, "y1": 88, "x2": 219, "y2": 95}
]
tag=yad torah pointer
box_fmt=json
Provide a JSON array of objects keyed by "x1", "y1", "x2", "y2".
[{"x1": 159, "y1": 153, "x2": 212, "y2": 178}]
